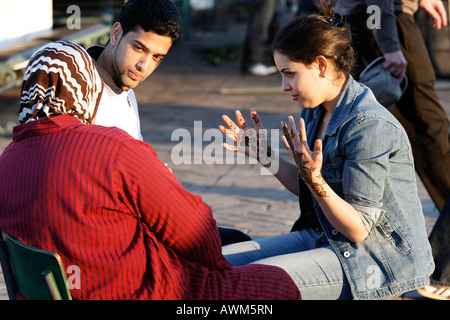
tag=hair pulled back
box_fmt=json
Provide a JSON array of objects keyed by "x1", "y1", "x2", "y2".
[{"x1": 272, "y1": 0, "x2": 355, "y2": 76}]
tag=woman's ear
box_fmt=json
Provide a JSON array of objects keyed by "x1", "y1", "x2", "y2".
[
  {"x1": 316, "y1": 55, "x2": 328, "y2": 79},
  {"x1": 109, "y1": 22, "x2": 123, "y2": 47}
]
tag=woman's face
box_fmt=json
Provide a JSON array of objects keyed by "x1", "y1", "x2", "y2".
[{"x1": 274, "y1": 51, "x2": 325, "y2": 109}]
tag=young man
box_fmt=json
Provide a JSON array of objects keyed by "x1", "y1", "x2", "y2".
[{"x1": 87, "y1": 0, "x2": 182, "y2": 140}]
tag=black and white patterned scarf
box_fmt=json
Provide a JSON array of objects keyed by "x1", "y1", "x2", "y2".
[{"x1": 18, "y1": 40, "x2": 103, "y2": 124}]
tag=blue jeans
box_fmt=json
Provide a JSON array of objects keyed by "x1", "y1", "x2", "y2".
[
  {"x1": 222, "y1": 228, "x2": 352, "y2": 300},
  {"x1": 240, "y1": 0, "x2": 286, "y2": 70},
  {"x1": 429, "y1": 196, "x2": 450, "y2": 286}
]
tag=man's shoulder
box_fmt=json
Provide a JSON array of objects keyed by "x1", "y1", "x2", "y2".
[{"x1": 86, "y1": 45, "x2": 105, "y2": 60}]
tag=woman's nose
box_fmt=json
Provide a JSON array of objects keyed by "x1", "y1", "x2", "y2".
[{"x1": 282, "y1": 79, "x2": 291, "y2": 92}]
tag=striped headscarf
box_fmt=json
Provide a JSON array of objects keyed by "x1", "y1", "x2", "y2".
[{"x1": 19, "y1": 40, "x2": 103, "y2": 124}]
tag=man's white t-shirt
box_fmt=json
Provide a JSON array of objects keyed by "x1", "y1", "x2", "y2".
[{"x1": 94, "y1": 85, "x2": 143, "y2": 140}]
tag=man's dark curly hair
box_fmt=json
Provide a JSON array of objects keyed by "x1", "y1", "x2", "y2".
[{"x1": 115, "y1": 0, "x2": 182, "y2": 43}]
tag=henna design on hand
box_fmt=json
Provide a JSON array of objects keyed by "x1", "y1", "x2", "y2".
[
  {"x1": 239, "y1": 130, "x2": 273, "y2": 162},
  {"x1": 282, "y1": 121, "x2": 329, "y2": 197},
  {"x1": 282, "y1": 122, "x2": 303, "y2": 167},
  {"x1": 315, "y1": 143, "x2": 321, "y2": 154}
]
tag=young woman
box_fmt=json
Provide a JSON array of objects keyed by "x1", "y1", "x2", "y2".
[{"x1": 220, "y1": 0, "x2": 434, "y2": 300}]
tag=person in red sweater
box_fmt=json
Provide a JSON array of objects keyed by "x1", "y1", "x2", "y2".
[{"x1": 0, "y1": 40, "x2": 301, "y2": 300}]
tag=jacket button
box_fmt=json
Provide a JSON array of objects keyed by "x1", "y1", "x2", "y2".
[
  {"x1": 332, "y1": 229, "x2": 339, "y2": 236},
  {"x1": 343, "y1": 251, "x2": 351, "y2": 258}
]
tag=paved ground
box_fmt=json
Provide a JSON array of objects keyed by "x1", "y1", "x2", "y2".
[{"x1": 0, "y1": 18, "x2": 449, "y2": 300}]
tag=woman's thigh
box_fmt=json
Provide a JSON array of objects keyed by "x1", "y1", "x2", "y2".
[
  {"x1": 222, "y1": 229, "x2": 352, "y2": 299},
  {"x1": 222, "y1": 229, "x2": 317, "y2": 266},
  {"x1": 253, "y1": 246, "x2": 352, "y2": 300}
]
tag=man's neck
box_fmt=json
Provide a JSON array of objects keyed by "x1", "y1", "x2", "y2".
[
  {"x1": 96, "y1": 48, "x2": 111, "y2": 76},
  {"x1": 88, "y1": 46, "x2": 126, "y2": 94}
]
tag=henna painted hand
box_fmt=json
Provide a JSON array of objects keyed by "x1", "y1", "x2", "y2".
[
  {"x1": 281, "y1": 116, "x2": 328, "y2": 197},
  {"x1": 219, "y1": 109, "x2": 273, "y2": 163}
]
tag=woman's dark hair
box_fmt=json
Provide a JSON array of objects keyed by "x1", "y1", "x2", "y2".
[
  {"x1": 115, "y1": 0, "x2": 182, "y2": 43},
  {"x1": 272, "y1": 0, "x2": 355, "y2": 76}
]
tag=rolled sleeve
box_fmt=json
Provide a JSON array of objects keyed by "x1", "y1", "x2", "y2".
[
  {"x1": 342, "y1": 115, "x2": 398, "y2": 231},
  {"x1": 350, "y1": 202, "x2": 384, "y2": 231}
]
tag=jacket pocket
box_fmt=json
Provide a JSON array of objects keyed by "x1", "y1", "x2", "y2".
[{"x1": 376, "y1": 214, "x2": 412, "y2": 255}]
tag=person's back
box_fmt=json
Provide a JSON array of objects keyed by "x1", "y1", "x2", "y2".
[
  {"x1": 0, "y1": 114, "x2": 300, "y2": 299},
  {"x1": 0, "y1": 116, "x2": 152, "y2": 298}
]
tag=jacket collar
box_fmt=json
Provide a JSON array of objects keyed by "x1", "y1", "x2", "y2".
[{"x1": 313, "y1": 75, "x2": 362, "y2": 137}]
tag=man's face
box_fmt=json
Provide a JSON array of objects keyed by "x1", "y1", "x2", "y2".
[{"x1": 110, "y1": 23, "x2": 173, "y2": 90}]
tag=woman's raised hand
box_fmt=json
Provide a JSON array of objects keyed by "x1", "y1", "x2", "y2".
[
  {"x1": 219, "y1": 109, "x2": 272, "y2": 163},
  {"x1": 281, "y1": 116, "x2": 327, "y2": 197}
]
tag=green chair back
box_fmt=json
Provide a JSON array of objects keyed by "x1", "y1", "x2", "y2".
[{"x1": 0, "y1": 231, "x2": 72, "y2": 300}]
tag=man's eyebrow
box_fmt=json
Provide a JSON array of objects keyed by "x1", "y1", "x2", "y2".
[
  {"x1": 280, "y1": 68, "x2": 289, "y2": 73},
  {"x1": 133, "y1": 40, "x2": 166, "y2": 57},
  {"x1": 133, "y1": 40, "x2": 149, "y2": 51}
]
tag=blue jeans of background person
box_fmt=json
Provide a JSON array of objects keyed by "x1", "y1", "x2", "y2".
[
  {"x1": 296, "y1": 0, "x2": 318, "y2": 16},
  {"x1": 240, "y1": 0, "x2": 286, "y2": 72},
  {"x1": 429, "y1": 196, "x2": 450, "y2": 286},
  {"x1": 222, "y1": 228, "x2": 352, "y2": 300}
]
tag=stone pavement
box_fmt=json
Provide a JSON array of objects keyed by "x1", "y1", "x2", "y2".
[{"x1": 0, "y1": 18, "x2": 449, "y2": 300}]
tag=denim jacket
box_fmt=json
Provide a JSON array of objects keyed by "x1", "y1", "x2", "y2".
[{"x1": 296, "y1": 75, "x2": 434, "y2": 299}]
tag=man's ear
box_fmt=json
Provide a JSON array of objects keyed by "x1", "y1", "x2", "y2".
[{"x1": 109, "y1": 22, "x2": 123, "y2": 47}]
